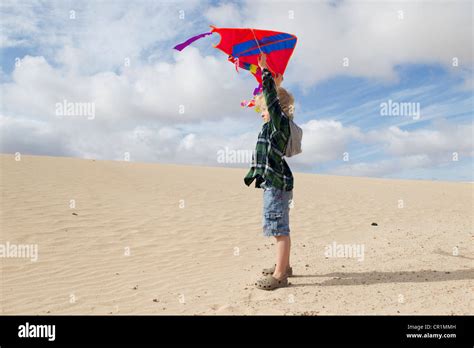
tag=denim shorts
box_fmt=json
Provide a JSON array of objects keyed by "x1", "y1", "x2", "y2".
[{"x1": 262, "y1": 186, "x2": 293, "y2": 237}]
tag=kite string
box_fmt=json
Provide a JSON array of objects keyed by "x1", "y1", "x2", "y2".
[
  {"x1": 251, "y1": 28, "x2": 273, "y2": 76},
  {"x1": 251, "y1": 29, "x2": 263, "y2": 54}
]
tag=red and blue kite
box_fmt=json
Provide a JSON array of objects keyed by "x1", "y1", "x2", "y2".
[{"x1": 173, "y1": 25, "x2": 297, "y2": 108}]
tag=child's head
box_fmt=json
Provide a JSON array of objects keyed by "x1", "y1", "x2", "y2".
[{"x1": 255, "y1": 87, "x2": 295, "y2": 123}]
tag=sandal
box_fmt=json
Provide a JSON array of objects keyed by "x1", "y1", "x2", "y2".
[
  {"x1": 255, "y1": 275, "x2": 289, "y2": 290},
  {"x1": 262, "y1": 264, "x2": 293, "y2": 277}
]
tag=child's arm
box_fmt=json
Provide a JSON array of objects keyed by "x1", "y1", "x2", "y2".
[
  {"x1": 258, "y1": 54, "x2": 288, "y2": 133},
  {"x1": 262, "y1": 68, "x2": 287, "y2": 131}
]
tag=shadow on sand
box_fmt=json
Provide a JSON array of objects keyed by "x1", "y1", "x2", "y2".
[
  {"x1": 290, "y1": 268, "x2": 474, "y2": 287},
  {"x1": 434, "y1": 248, "x2": 474, "y2": 260}
]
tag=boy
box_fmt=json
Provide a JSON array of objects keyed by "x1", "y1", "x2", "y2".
[{"x1": 244, "y1": 53, "x2": 295, "y2": 290}]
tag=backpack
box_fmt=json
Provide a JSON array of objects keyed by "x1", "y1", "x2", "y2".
[{"x1": 285, "y1": 117, "x2": 303, "y2": 157}]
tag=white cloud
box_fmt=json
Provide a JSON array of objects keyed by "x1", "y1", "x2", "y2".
[
  {"x1": 204, "y1": 1, "x2": 473, "y2": 88},
  {"x1": 178, "y1": 133, "x2": 196, "y2": 151},
  {"x1": 0, "y1": 0, "x2": 202, "y2": 72},
  {"x1": 204, "y1": 2, "x2": 243, "y2": 27},
  {"x1": 329, "y1": 120, "x2": 473, "y2": 177},
  {"x1": 289, "y1": 119, "x2": 362, "y2": 167},
  {"x1": 1, "y1": 48, "x2": 255, "y2": 125},
  {"x1": 0, "y1": 114, "x2": 73, "y2": 156},
  {"x1": 328, "y1": 155, "x2": 434, "y2": 178},
  {"x1": 366, "y1": 120, "x2": 473, "y2": 158},
  {"x1": 0, "y1": 0, "x2": 472, "y2": 181}
]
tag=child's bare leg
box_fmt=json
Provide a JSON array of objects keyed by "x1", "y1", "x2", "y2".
[
  {"x1": 288, "y1": 236, "x2": 291, "y2": 267},
  {"x1": 273, "y1": 235, "x2": 290, "y2": 279}
]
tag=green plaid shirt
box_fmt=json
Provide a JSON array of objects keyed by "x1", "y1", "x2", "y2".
[{"x1": 244, "y1": 68, "x2": 294, "y2": 191}]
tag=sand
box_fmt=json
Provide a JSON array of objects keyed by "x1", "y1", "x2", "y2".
[{"x1": 0, "y1": 154, "x2": 472, "y2": 315}]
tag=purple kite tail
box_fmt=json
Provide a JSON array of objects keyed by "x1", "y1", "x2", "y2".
[
  {"x1": 253, "y1": 83, "x2": 262, "y2": 96},
  {"x1": 173, "y1": 31, "x2": 213, "y2": 51}
]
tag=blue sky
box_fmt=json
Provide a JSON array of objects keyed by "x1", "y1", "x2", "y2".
[{"x1": 0, "y1": 0, "x2": 473, "y2": 181}]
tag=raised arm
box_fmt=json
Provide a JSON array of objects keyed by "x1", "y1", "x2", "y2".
[
  {"x1": 258, "y1": 53, "x2": 289, "y2": 136},
  {"x1": 263, "y1": 68, "x2": 284, "y2": 130}
]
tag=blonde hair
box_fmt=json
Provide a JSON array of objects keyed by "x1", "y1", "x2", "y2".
[{"x1": 255, "y1": 87, "x2": 295, "y2": 119}]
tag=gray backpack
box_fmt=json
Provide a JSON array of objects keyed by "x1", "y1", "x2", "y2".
[{"x1": 285, "y1": 118, "x2": 303, "y2": 157}]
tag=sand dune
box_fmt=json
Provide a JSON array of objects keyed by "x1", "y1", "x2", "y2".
[{"x1": 0, "y1": 154, "x2": 472, "y2": 315}]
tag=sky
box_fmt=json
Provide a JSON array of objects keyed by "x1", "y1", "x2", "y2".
[{"x1": 0, "y1": 0, "x2": 473, "y2": 181}]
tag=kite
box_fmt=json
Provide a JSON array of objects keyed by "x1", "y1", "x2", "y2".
[{"x1": 173, "y1": 26, "x2": 297, "y2": 108}]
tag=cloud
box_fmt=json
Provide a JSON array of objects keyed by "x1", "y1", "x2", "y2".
[
  {"x1": 289, "y1": 119, "x2": 363, "y2": 167},
  {"x1": 328, "y1": 120, "x2": 473, "y2": 177},
  {"x1": 0, "y1": 0, "x2": 472, "y2": 181},
  {"x1": 0, "y1": 115, "x2": 73, "y2": 157},
  {"x1": 366, "y1": 120, "x2": 473, "y2": 158},
  {"x1": 0, "y1": 109, "x2": 259, "y2": 166},
  {"x1": 0, "y1": 0, "x2": 202, "y2": 72},
  {"x1": 204, "y1": 0, "x2": 473, "y2": 89},
  {"x1": 178, "y1": 133, "x2": 196, "y2": 151},
  {"x1": 328, "y1": 155, "x2": 434, "y2": 178},
  {"x1": 204, "y1": 2, "x2": 243, "y2": 27},
  {"x1": 1, "y1": 48, "x2": 254, "y2": 126}
]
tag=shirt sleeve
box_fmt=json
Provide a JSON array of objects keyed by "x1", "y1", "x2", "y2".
[{"x1": 261, "y1": 68, "x2": 287, "y2": 133}]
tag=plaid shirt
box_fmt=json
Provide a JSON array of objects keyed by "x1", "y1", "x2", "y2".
[{"x1": 244, "y1": 68, "x2": 294, "y2": 191}]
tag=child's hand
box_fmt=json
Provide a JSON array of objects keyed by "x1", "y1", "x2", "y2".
[
  {"x1": 275, "y1": 73, "x2": 284, "y2": 87},
  {"x1": 258, "y1": 53, "x2": 268, "y2": 70}
]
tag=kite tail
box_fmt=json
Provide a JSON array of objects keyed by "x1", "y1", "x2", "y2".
[
  {"x1": 253, "y1": 83, "x2": 262, "y2": 96},
  {"x1": 173, "y1": 31, "x2": 213, "y2": 51},
  {"x1": 241, "y1": 83, "x2": 263, "y2": 108}
]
